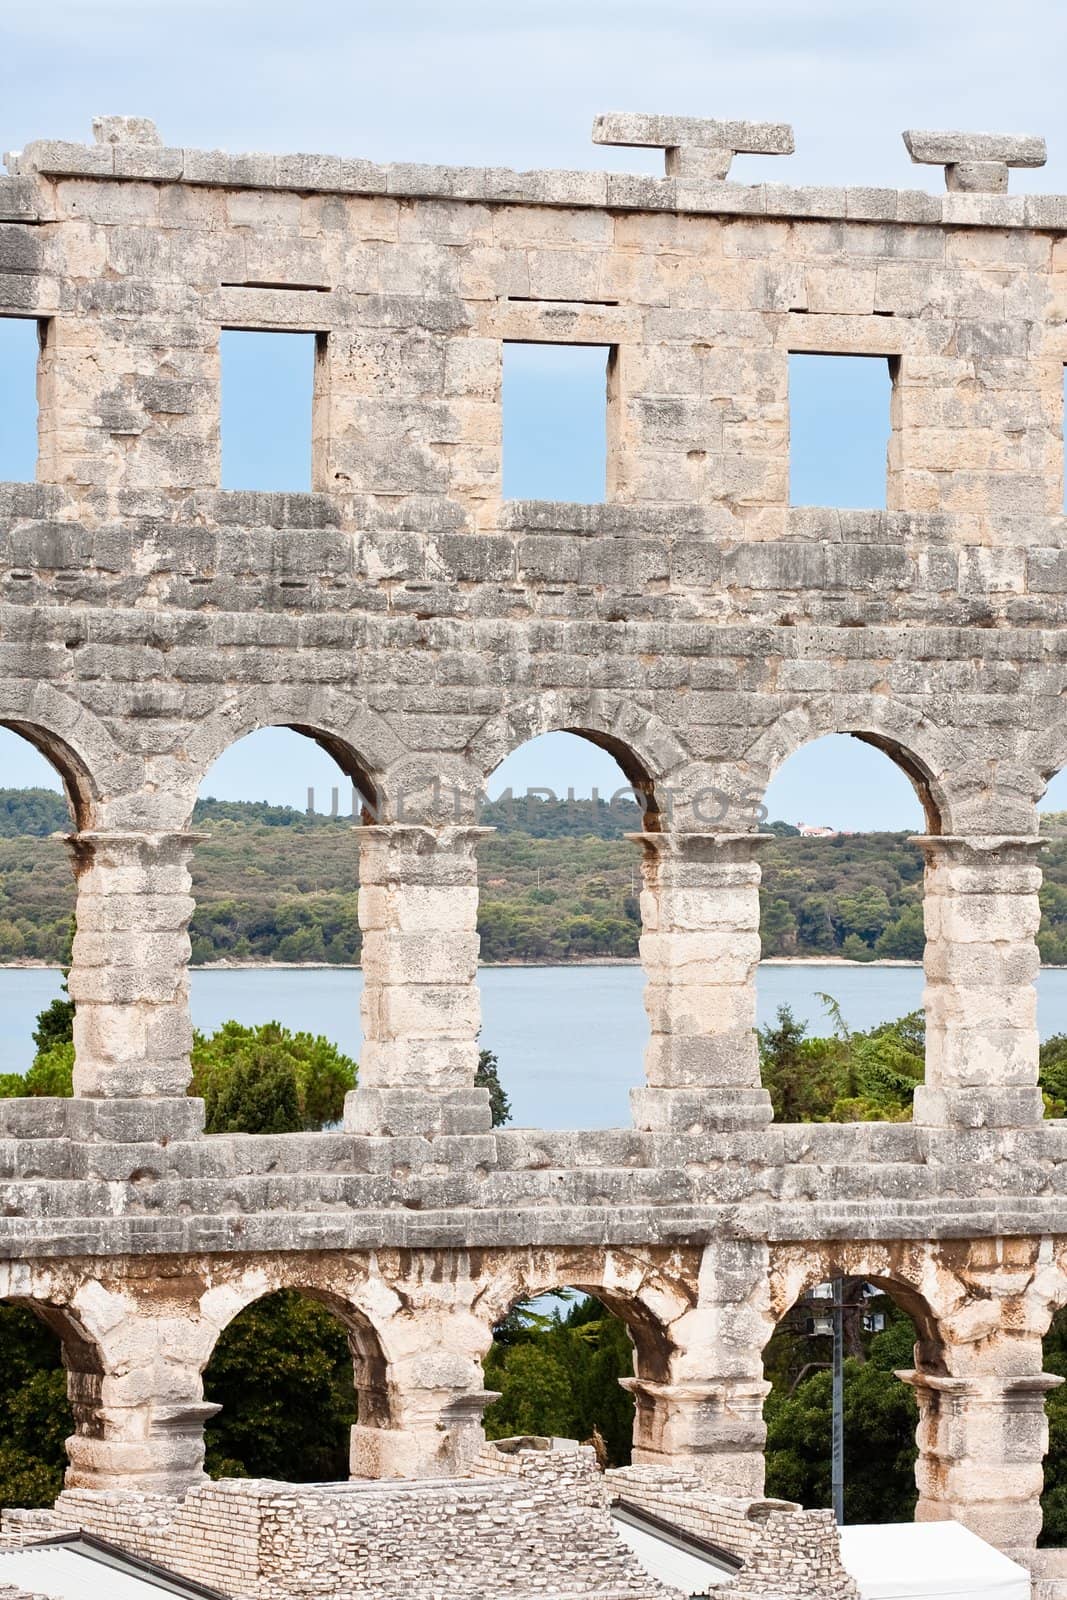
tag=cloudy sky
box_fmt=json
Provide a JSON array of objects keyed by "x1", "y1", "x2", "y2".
[
  {"x1": 1, "y1": 0, "x2": 1064, "y2": 828},
  {"x1": 4, "y1": 0, "x2": 1067, "y2": 189}
]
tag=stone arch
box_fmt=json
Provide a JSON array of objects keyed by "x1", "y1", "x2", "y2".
[
  {"x1": 765, "y1": 1242, "x2": 956, "y2": 1526},
  {"x1": 199, "y1": 1270, "x2": 393, "y2": 1479},
  {"x1": 467, "y1": 691, "x2": 691, "y2": 826},
  {"x1": 474, "y1": 1248, "x2": 695, "y2": 1408},
  {"x1": 0, "y1": 683, "x2": 133, "y2": 830},
  {"x1": 740, "y1": 695, "x2": 959, "y2": 835},
  {"x1": 175, "y1": 686, "x2": 411, "y2": 825},
  {"x1": 768, "y1": 1241, "x2": 949, "y2": 1375},
  {"x1": 0, "y1": 1274, "x2": 108, "y2": 1493},
  {"x1": 1021, "y1": 725, "x2": 1067, "y2": 823}
]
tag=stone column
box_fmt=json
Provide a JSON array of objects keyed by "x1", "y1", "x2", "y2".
[
  {"x1": 912, "y1": 835, "x2": 1045, "y2": 1128},
  {"x1": 626, "y1": 1241, "x2": 771, "y2": 1495},
  {"x1": 899, "y1": 1366, "x2": 1062, "y2": 1551},
  {"x1": 66, "y1": 832, "x2": 200, "y2": 1104},
  {"x1": 625, "y1": 1375, "x2": 770, "y2": 1493},
  {"x1": 350, "y1": 1319, "x2": 498, "y2": 1479},
  {"x1": 59, "y1": 1308, "x2": 216, "y2": 1495},
  {"x1": 345, "y1": 825, "x2": 493, "y2": 1137},
  {"x1": 629, "y1": 833, "x2": 773, "y2": 1133}
]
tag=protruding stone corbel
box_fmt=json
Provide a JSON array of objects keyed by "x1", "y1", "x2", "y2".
[
  {"x1": 903, "y1": 128, "x2": 1047, "y2": 192},
  {"x1": 593, "y1": 113, "x2": 794, "y2": 181}
]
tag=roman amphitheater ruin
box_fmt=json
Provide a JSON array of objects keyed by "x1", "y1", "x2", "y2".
[{"x1": 1, "y1": 107, "x2": 1067, "y2": 1589}]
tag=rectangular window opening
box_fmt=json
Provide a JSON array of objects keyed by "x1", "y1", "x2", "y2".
[
  {"x1": 503, "y1": 342, "x2": 611, "y2": 503},
  {"x1": 220, "y1": 329, "x2": 321, "y2": 492},
  {"x1": 789, "y1": 352, "x2": 891, "y2": 511},
  {"x1": 0, "y1": 315, "x2": 42, "y2": 483}
]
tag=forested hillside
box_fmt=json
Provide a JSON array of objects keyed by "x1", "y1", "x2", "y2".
[{"x1": 1, "y1": 789, "x2": 1066, "y2": 966}]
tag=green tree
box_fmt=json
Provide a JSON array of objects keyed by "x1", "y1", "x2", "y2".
[
  {"x1": 874, "y1": 903, "x2": 925, "y2": 960},
  {"x1": 761, "y1": 897, "x2": 798, "y2": 955},
  {"x1": 476, "y1": 1047, "x2": 511, "y2": 1127},
  {"x1": 189, "y1": 1021, "x2": 356, "y2": 1134},
  {"x1": 22, "y1": 1041, "x2": 74, "y2": 1097},
  {"x1": 483, "y1": 1295, "x2": 635, "y2": 1465},
  {"x1": 836, "y1": 884, "x2": 893, "y2": 947},
  {"x1": 203, "y1": 1291, "x2": 356, "y2": 1480},
  {"x1": 1040, "y1": 1035, "x2": 1067, "y2": 1116},
  {"x1": 758, "y1": 1003, "x2": 923, "y2": 1124},
  {"x1": 1041, "y1": 1306, "x2": 1067, "y2": 1544},
  {"x1": 0, "y1": 1305, "x2": 72, "y2": 1508},
  {"x1": 32, "y1": 994, "x2": 75, "y2": 1054},
  {"x1": 483, "y1": 1342, "x2": 576, "y2": 1441}
]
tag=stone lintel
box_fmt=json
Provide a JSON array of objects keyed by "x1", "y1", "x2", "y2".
[
  {"x1": 621, "y1": 1376, "x2": 771, "y2": 1403},
  {"x1": 357, "y1": 824, "x2": 495, "y2": 847},
  {"x1": 903, "y1": 129, "x2": 1047, "y2": 168},
  {"x1": 593, "y1": 113, "x2": 794, "y2": 156},
  {"x1": 65, "y1": 830, "x2": 209, "y2": 845},
  {"x1": 594, "y1": 113, "x2": 793, "y2": 181},
  {"x1": 8, "y1": 130, "x2": 1067, "y2": 232}
]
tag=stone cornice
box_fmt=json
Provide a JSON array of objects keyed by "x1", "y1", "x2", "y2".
[{"x1": 8, "y1": 137, "x2": 1067, "y2": 232}]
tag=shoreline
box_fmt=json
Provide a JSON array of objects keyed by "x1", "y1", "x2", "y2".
[{"x1": 6, "y1": 956, "x2": 1067, "y2": 971}]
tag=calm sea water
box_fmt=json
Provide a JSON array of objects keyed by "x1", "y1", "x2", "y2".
[{"x1": 7, "y1": 962, "x2": 1067, "y2": 1129}]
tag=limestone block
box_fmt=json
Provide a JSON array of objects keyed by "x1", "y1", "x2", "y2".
[
  {"x1": 644, "y1": 1032, "x2": 759, "y2": 1089},
  {"x1": 359, "y1": 930, "x2": 479, "y2": 985},
  {"x1": 904, "y1": 129, "x2": 1047, "y2": 168},
  {"x1": 632, "y1": 1086, "x2": 773, "y2": 1133},
  {"x1": 593, "y1": 113, "x2": 794, "y2": 156},
  {"x1": 344, "y1": 1087, "x2": 491, "y2": 1137}
]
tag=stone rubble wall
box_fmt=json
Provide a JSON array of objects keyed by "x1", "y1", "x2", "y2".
[
  {"x1": 0, "y1": 1448, "x2": 677, "y2": 1600},
  {"x1": 0, "y1": 1445, "x2": 875, "y2": 1600},
  {"x1": 607, "y1": 1465, "x2": 859, "y2": 1599}
]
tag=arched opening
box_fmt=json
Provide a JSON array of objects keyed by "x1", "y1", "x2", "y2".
[
  {"x1": 480, "y1": 730, "x2": 654, "y2": 1128},
  {"x1": 1041, "y1": 1306, "x2": 1067, "y2": 1544},
  {"x1": 203, "y1": 1288, "x2": 386, "y2": 1482},
  {"x1": 0, "y1": 1294, "x2": 109, "y2": 1507},
  {"x1": 763, "y1": 1274, "x2": 929, "y2": 1523},
  {"x1": 189, "y1": 727, "x2": 368, "y2": 1133},
  {"x1": 0, "y1": 1301, "x2": 71, "y2": 1506},
  {"x1": 1035, "y1": 771, "x2": 1067, "y2": 1109},
  {"x1": 757, "y1": 734, "x2": 930, "y2": 1122},
  {"x1": 482, "y1": 1286, "x2": 659, "y2": 1467},
  {"x1": 0, "y1": 726, "x2": 83, "y2": 1094}
]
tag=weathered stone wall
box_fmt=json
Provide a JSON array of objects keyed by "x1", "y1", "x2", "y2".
[
  {"x1": 1, "y1": 110, "x2": 1067, "y2": 1558},
  {"x1": 608, "y1": 1464, "x2": 858, "y2": 1598}
]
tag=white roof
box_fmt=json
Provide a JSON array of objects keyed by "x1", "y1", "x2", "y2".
[
  {"x1": 611, "y1": 1508, "x2": 735, "y2": 1595},
  {"x1": 0, "y1": 1544, "x2": 206, "y2": 1600},
  {"x1": 839, "y1": 1521, "x2": 1032, "y2": 1600}
]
